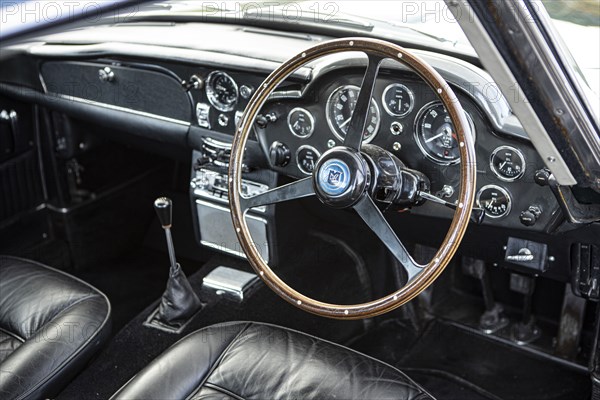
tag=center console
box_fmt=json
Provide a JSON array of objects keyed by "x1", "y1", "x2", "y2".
[{"x1": 189, "y1": 138, "x2": 278, "y2": 265}]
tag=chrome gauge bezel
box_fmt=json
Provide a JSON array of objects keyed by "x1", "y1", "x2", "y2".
[
  {"x1": 287, "y1": 107, "x2": 315, "y2": 139},
  {"x1": 325, "y1": 84, "x2": 380, "y2": 144},
  {"x1": 296, "y1": 145, "x2": 321, "y2": 175},
  {"x1": 413, "y1": 100, "x2": 476, "y2": 165},
  {"x1": 476, "y1": 184, "x2": 512, "y2": 219},
  {"x1": 382, "y1": 83, "x2": 415, "y2": 118},
  {"x1": 205, "y1": 71, "x2": 239, "y2": 113},
  {"x1": 490, "y1": 145, "x2": 526, "y2": 182}
]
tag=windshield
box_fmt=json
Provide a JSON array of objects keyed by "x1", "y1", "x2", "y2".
[
  {"x1": 143, "y1": 0, "x2": 475, "y2": 55},
  {"x1": 143, "y1": 1, "x2": 598, "y2": 95}
]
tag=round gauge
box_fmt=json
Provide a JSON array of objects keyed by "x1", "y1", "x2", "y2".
[
  {"x1": 414, "y1": 101, "x2": 474, "y2": 165},
  {"x1": 490, "y1": 145, "x2": 526, "y2": 181},
  {"x1": 287, "y1": 107, "x2": 315, "y2": 138},
  {"x1": 205, "y1": 71, "x2": 238, "y2": 112},
  {"x1": 296, "y1": 145, "x2": 321, "y2": 175},
  {"x1": 476, "y1": 185, "x2": 512, "y2": 219},
  {"x1": 382, "y1": 83, "x2": 414, "y2": 117},
  {"x1": 326, "y1": 85, "x2": 380, "y2": 143}
]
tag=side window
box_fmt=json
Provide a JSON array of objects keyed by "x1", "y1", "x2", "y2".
[{"x1": 539, "y1": 1, "x2": 599, "y2": 118}]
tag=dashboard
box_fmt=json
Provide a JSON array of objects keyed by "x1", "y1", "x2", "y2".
[
  {"x1": 178, "y1": 61, "x2": 558, "y2": 231},
  {"x1": 3, "y1": 23, "x2": 560, "y2": 235}
]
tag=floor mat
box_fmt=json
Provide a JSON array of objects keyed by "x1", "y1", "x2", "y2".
[
  {"x1": 74, "y1": 249, "x2": 198, "y2": 332},
  {"x1": 352, "y1": 319, "x2": 591, "y2": 400},
  {"x1": 58, "y1": 239, "x2": 369, "y2": 400}
]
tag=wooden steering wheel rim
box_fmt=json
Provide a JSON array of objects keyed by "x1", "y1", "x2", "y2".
[{"x1": 228, "y1": 38, "x2": 476, "y2": 320}]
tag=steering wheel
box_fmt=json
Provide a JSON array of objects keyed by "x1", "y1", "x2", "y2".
[{"x1": 228, "y1": 38, "x2": 476, "y2": 319}]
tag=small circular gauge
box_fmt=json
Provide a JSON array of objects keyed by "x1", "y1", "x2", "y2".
[
  {"x1": 490, "y1": 145, "x2": 526, "y2": 181},
  {"x1": 382, "y1": 83, "x2": 414, "y2": 117},
  {"x1": 205, "y1": 71, "x2": 238, "y2": 112},
  {"x1": 326, "y1": 85, "x2": 380, "y2": 143},
  {"x1": 287, "y1": 107, "x2": 315, "y2": 138},
  {"x1": 296, "y1": 145, "x2": 321, "y2": 175},
  {"x1": 476, "y1": 185, "x2": 512, "y2": 219},
  {"x1": 414, "y1": 101, "x2": 474, "y2": 165}
]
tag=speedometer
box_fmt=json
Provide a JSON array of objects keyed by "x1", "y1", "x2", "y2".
[
  {"x1": 326, "y1": 85, "x2": 380, "y2": 143},
  {"x1": 414, "y1": 101, "x2": 474, "y2": 165},
  {"x1": 206, "y1": 71, "x2": 238, "y2": 112}
]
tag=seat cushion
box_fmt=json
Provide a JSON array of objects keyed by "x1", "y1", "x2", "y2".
[
  {"x1": 111, "y1": 321, "x2": 433, "y2": 400},
  {"x1": 0, "y1": 256, "x2": 111, "y2": 400}
]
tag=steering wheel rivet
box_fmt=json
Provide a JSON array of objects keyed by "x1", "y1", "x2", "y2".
[
  {"x1": 393, "y1": 295, "x2": 398, "y2": 300},
  {"x1": 458, "y1": 202, "x2": 464, "y2": 208},
  {"x1": 344, "y1": 310, "x2": 349, "y2": 315},
  {"x1": 349, "y1": 41, "x2": 354, "y2": 46},
  {"x1": 301, "y1": 52, "x2": 306, "y2": 57},
  {"x1": 460, "y1": 142, "x2": 465, "y2": 147},
  {"x1": 437, "y1": 88, "x2": 443, "y2": 94},
  {"x1": 236, "y1": 227, "x2": 241, "y2": 233},
  {"x1": 397, "y1": 52, "x2": 403, "y2": 58},
  {"x1": 297, "y1": 300, "x2": 302, "y2": 305},
  {"x1": 434, "y1": 257, "x2": 440, "y2": 264},
  {"x1": 259, "y1": 271, "x2": 264, "y2": 276}
]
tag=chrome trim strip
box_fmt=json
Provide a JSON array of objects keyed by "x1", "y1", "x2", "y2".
[
  {"x1": 54, "y1": 94, "x2": 190, "y2": 126},
  {"x1": 29, "y1": 42, "x2": 312, "y2": 81},
  {"x1": 445, "y1": 0, "x2": 576, "y2": 185}
]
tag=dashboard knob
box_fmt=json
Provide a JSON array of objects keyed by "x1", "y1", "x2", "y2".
[
  {"x1": 534, "y1": 168, "x2": 551, "y2": 186},
  {"x1": 98, "y1": 67, "x2": 115, "y2": 83},
  {"x1": 269, "y1": 141, "x2": 291, "y2": 167},
  {"x1": 519, "y1": 206, "x2": 542, "y2": 227}
]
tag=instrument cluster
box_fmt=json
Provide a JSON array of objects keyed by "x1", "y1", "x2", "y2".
[{"x1": 256, "y1": 69, "x2": 543, "y2": 227}]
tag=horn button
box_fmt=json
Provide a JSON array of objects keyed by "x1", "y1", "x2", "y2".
[{"x1": 313, "y1": 147, "x2": 370, "y2": 208}]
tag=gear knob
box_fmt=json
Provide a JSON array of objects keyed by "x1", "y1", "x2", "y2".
[{"x1": 154, "y1": 197, "x2": 172, "y2": 228}]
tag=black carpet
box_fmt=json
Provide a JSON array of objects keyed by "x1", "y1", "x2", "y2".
[
  {"x1": 58, "y1": 235, "x2": 369, "y2": 400},
  {"x1": 73, "y1": 249, "x2": 198, "y2": 332},
  {"x1": 352, "y1": 319, "x2": 591, "y2": 400}
]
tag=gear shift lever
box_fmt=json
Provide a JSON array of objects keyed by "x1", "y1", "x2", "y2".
[
  {"x1": 150, "y1": 197, "x2": 201, "y2": 329},
  {"x1": 154, "y1": 197, "x2": 177, "y2": 269}
]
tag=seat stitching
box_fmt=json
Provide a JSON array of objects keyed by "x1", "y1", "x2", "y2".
[
  {"x1": 202, "y1": 382, "x2": 245, "y2": 400},
  {"x1": 185, "y1": 322, "x2": 251, "y2": 400},
  {"x1": 0, "y1": 327, "x2": 24, "y2": 343}
]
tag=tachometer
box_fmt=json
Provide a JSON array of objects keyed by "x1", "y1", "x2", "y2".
[
  {"x1": 326, "y1": 85, "x2": 380, "y2": 143},
  {"x1": 206, "y1": 71, "x2": 238, "y2": 112},
  {"x1": 414, "y1": 101, "x2": 474, "y2": 165}
]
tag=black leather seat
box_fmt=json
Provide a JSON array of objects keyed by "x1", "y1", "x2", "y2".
[
  {"x1": 0, "y1": 256, "x2": 111, "y2": 400},
  {"x1": 111, "y1": 321, "x2": 434, "y2": 400}
]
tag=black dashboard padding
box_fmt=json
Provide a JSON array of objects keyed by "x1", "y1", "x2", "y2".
[
  {"x1": 41, "y1": 61, "x2": 192, "y2": 122},
  {"x1": 110, "y1": 321, "x2": 433, "y2": 400},
  {"x1": 0, "y1": 83, "x2": 190, "y2": 157},
  {"x1": 0, "y1": 256, "x2": 111, "y2": 400}
]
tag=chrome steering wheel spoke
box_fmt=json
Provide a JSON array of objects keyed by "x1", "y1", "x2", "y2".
[
  {"x1": 353, "y1": 195, "x2": 423, "y2": 281},
  {"x1": 240, "y1": 177, "x2": 315, "y2": 211},
  {"x1": 343, "y1": 54, "x2": 384, "y2": 150}
]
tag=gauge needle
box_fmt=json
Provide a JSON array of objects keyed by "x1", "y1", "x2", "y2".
[
  {"x1": 425, "y1": 132, "x2": 445, "y2": 143},
  {"x1": 499, "y1": 160, "x2": 507, "y2": 169},
  {"x1": 339, "y1": 117, "x2": 352, "y2": 129}
]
